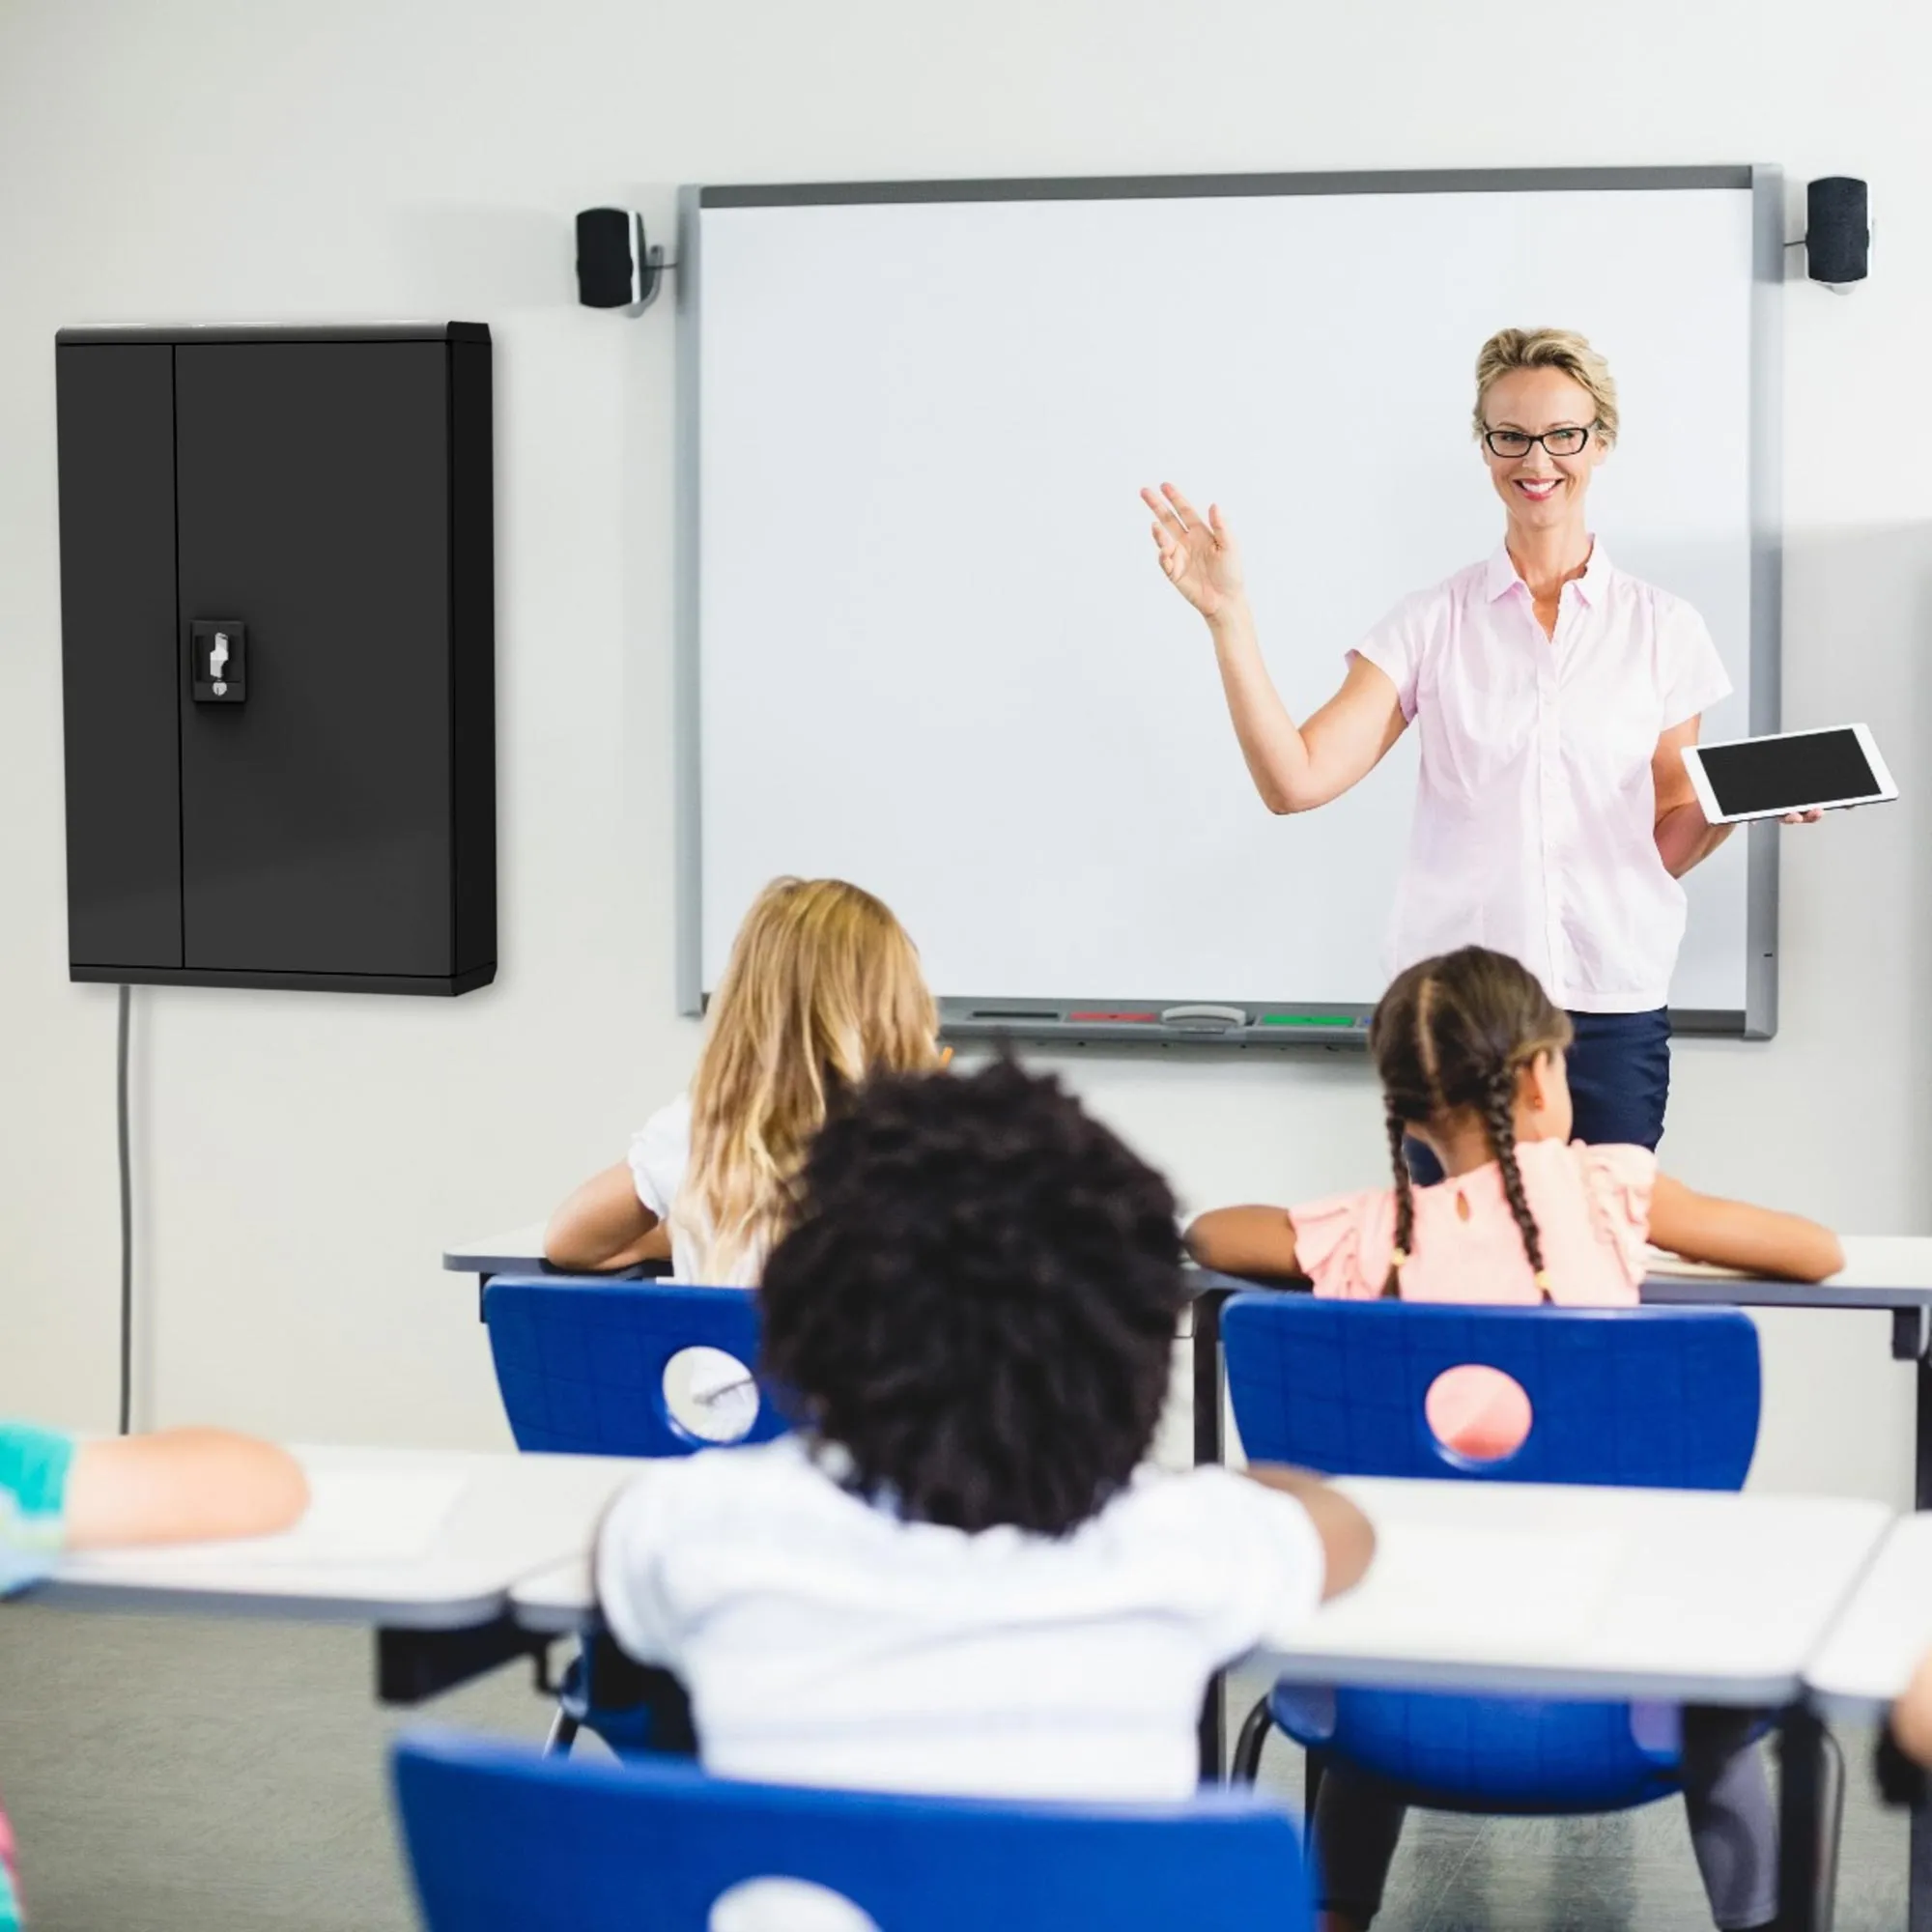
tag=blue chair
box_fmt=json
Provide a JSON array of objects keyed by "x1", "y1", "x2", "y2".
[
  {"x1": 392, "y1": 1727, "x2": 1311, "y2": 1932},
  {"x1": 483, "y1": 1276, "x2": 789, "y2": 1457},
  {"x1": 483, "y1": 1277, "x2": 791, "y2": 1757},
  {"x1": 1218, "y1": 1297, "x2": 1841, "y2": 1897}
]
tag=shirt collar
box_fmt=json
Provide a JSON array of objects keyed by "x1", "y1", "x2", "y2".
[{"x1": 1485, "y1": 538, "x2": 1611, "y2": 607}]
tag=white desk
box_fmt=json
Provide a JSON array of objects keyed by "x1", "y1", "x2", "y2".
[
  {"x1": 501, "y1": 1475, "x2": 1882, "y2": 1931},
  {"x1": 512, "y1": 1556, "x2": 598, "y2": 1636},
  {"x1": 33, "y1": 1444, "x2": 640, "y2": 1703},
  {"x1": 1166, "y1": 1239, "x2": 1932, "y2": 1495},
  {"x1": 1278, "y1": 1478, "x2": 1891, "y2": 1703},
  {"x1": 1804, "y1": 1514, "x2": 1932, "y2": 1932},
  {"x1": 40, "y1": 1444, "x2": 636, "y2": 1627},
  {"x1": 506, "y1": 1477, "x2": 1891, "y2": 1703},
  {"x1": 443, "y1": 1223, "x2": 560, "y2": 1281},
  {"x1": 445, "y1": 1228, "x2": 1932, "y2": 1534},
  {"x1": 1644, "y1": 1236, "x2": 1932, "y2": 1312},
  {"x1": 1292, "y1": 1481, "x2": 1889, "y2": 1932},
  {"x1": 1805, "y1": 1514, "x2": 1932, "y2": 1719},
  {"x1": 1643, "y1": 1238, "x2": 1932, "y2": 1517}
]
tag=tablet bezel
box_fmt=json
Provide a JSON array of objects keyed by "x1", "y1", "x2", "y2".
[{"x1": 1681, "y1": 722, "x2": 1897, "y2": 826}]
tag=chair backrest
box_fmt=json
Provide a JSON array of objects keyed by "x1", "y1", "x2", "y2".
[
  {"x1": 484, "y1": 1277, "x2": 789, "y2": 1457},
  {"x1": 1231, "y1": 1297, "x2": 1762, "y2": 1813},
  {"x1": 1223, "y1": 1296, "x2": 1760, "y2": 1490},
  {"x1": 392, "y1": 1729, "x2": 1309, "y2": 1932}
]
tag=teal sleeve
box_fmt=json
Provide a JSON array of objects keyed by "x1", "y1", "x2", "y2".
[{"x1": 0, "y1": 1423, "x2": 75, "y2": 1595}]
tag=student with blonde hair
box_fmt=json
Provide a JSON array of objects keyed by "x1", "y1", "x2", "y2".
[{"x1": 546, "y1": 876, "x2": 940, "y2": 1284}]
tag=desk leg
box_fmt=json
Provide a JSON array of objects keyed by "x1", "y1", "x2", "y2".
[
  {"x1": 377, "y1": 1619, "x2": 547, "y2": 1705},
  {"x1": 1918, "y1": 1346, "x2": 1932, "y2": 1513},
  {"x1": 1193, "y1": 1287, "x2": 1229, "y2": 1469},
  {"x1": 1912, "y1": 1803, "x2": 1932, "y2": 1932},
  {"x1": 1777, "y1": 1707, "x2": 1826, "y2": 1932},
  {"x1": 1194, "y1": 1288, "x2": 1230, "y2": 1782},
  {"x1": 1893, "y1": 1319, "x2": 1932, "y2": 1928}
]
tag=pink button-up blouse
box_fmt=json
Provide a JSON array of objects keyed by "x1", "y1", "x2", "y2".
[{"x1": 1351, "y1": 542, "x2": 1732, "y2": 1013}]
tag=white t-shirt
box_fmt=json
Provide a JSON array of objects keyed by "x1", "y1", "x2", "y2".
[
  {"x1": 595, "y1": 1435, "x2": 1328, "y2": 1803},
  {"x1": 626, "y1": 1093, "x2": 760, "y2": 1435},
  {"x1": 1352, "y1": 541, "x2": 1733, "y2": 1013}
]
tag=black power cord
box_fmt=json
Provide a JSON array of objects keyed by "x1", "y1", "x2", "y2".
[{"x1": 117, "y1": 984, "x2": 132, "y2": 1435}]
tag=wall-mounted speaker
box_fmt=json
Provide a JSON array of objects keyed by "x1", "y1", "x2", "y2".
[
  {"x1": 575, "y1": 209, "x2": 664, "y2": 314},
  {"x1": 1805, "y1": 177, "x2": 1870, "y2": 287}
]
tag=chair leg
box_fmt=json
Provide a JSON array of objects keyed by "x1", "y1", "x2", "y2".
[
  {"x1": 1814, "y1": 1724, "x2": 1846, "y2": 1932},
  {"x1": 544, "y1": 1706, "x2": 580, "y2": 1757},
  {"x1": 1232, "y1": 1696, "x2": 1273, "y2": 1784}
]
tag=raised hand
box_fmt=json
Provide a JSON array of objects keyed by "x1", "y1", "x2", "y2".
[{"x1": 1142, "y1": 482, "x2": 1244, "y2": 619}]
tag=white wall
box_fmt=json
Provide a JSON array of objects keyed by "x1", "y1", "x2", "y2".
[{"x1": 0, "y1": 0, "x2": 1926, "y2": 1501}]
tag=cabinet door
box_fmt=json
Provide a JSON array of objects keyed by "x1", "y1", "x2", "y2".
[
  {"x1": 57, "y1": 344, "x2": 183, "y2": 968},
  {"x1": 175, "y1": 342, "x2": 453, "y2": 979}
]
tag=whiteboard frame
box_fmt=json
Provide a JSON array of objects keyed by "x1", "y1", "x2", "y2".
[{"x1": 676, "y1": 165, "x2": 1784, "y2": 1047}]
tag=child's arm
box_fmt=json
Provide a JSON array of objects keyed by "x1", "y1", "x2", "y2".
[
  {"x1": 1242, "y1": 1464, "x2": 1376, "y2": 1600},
  {"x1": 1647, "y1": 1174, "x2": 1844, "y2": 1283},
  {"x1": 545, "y1": 1163, "x2": 674, "y2": 1271},
  {"x1": 1183, "y1": 1206, "x2": 1301, "y2": 1278},
  {"x1": 65, "y1": 1430, "x2": 308, "y2": 1548},
  {"x1": 1893, "y1": 1650, "x2": 1932, "y2": 1770}
]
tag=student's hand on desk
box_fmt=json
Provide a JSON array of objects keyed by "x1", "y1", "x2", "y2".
[{"x1": 1142, "y1": 482, "x2": 1243, "y2": 620}]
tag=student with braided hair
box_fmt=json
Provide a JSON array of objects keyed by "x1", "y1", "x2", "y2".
[
  {"x1": 1189, "y1": 942, "x2": 1840, "y2": 1335},
  {"x1": 1186, "y1": 943, "x2": 1841, "y2": 1932}
]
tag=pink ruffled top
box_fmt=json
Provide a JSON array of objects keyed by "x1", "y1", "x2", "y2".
[{"x1": 1290, "y1": 1141, "x2": 1658, "y2": 1460}]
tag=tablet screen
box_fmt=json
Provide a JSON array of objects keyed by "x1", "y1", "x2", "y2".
[{"x1": 1695, "y1": 727, "x2": 1884, "y2": 816}]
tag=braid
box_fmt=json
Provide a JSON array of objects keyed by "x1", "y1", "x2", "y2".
[
  {"x1": 1481, "y1": 1067, "x2": 1549, "y2": 1292},
  {"x1": 1382, "y1": 1109, "x2": 1413, "y2": 1298}
]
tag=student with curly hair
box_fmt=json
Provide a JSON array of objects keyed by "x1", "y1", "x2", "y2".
[
  {"x1": 1185, "y1": 944, "x2": 1841, "y2": 1932},
  {"x1": 595, "y1": 1059, "x2": 1373, "y2": 1803}
]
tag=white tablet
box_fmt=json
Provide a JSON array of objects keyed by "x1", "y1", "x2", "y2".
[{"x1": 1681, "y1": 724, "x2": 1897, "y2": 825}]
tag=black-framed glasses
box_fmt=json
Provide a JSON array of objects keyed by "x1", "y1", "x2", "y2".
[{"x1": 1483, "y1": 424, "x2": 1597, "y2": 460}]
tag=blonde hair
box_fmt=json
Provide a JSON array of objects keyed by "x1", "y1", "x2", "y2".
[
  {"x1": 1472, "y1": 327, "x2": 1619, "y2": 447},
  {"x1": 676, "y1": 877, "x2": 938, "y2": 1283}
]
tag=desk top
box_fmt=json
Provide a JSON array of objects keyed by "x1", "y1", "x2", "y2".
[
  {"x1": 443, "y1": 1223, "x2": 560, "y2": 1277},
  {"x1": 512, "y1": 1556, "x2": 600, "y2": 1635},
  {"x1": 1804, "y1": 1515, "x2": 1932, "y2": 1716},
  {"x1": 1283, "y1": 1479, "x2": 1893, "y2": 1702},
  {"x1": 1642, "y1": 1236, "x2": 1932, "y2": 1310},
  {"x1": 504, "y1": 1476, "x2": 1890, "y2": 1707},
  {"x1": 446, "y1": 1224, "x2": 1932, "y2": 1310},
  {"x1": 35, "y1": 1444, "x2": 639, "y2": 1629},
  {"x1": 1264, "y1": 1479, "x2": 1890, "y2": 1705}
]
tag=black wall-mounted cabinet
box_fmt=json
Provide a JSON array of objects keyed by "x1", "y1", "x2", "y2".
[{"x1": 56, "y1": 323, "x2": 496, "y2": 995}]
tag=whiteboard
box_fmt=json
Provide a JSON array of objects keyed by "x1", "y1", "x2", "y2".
[{"x1": 682, "y1": 170, "x2": 1779, "y2": 1043}]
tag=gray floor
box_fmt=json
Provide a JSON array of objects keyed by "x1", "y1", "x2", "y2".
[{"x1": 0, "y1": 1612, "x2": 1907, "y2": 1929}]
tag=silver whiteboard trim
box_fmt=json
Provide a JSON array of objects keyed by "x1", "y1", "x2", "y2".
[
  {"x1": 698, "y1": 166, "x2": 1754, "y2": 209},
  {"x1": 686, "y1": 167, "x2": 1779, "y2": 1037},
  {"x1": 937, "y1": 999, "x2": 1752, "y2": 1050},
  {"x1": 1745, "y1": 163, "x2": 1784, "y2": 1040},
  {"x1": 674, "y1": 185, "x2": 705, "y2": 1017}
]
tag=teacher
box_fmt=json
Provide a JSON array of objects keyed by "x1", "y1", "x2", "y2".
[{"x1": 1143, "y1": 327, "x2": 1804, "y2": 1157}]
